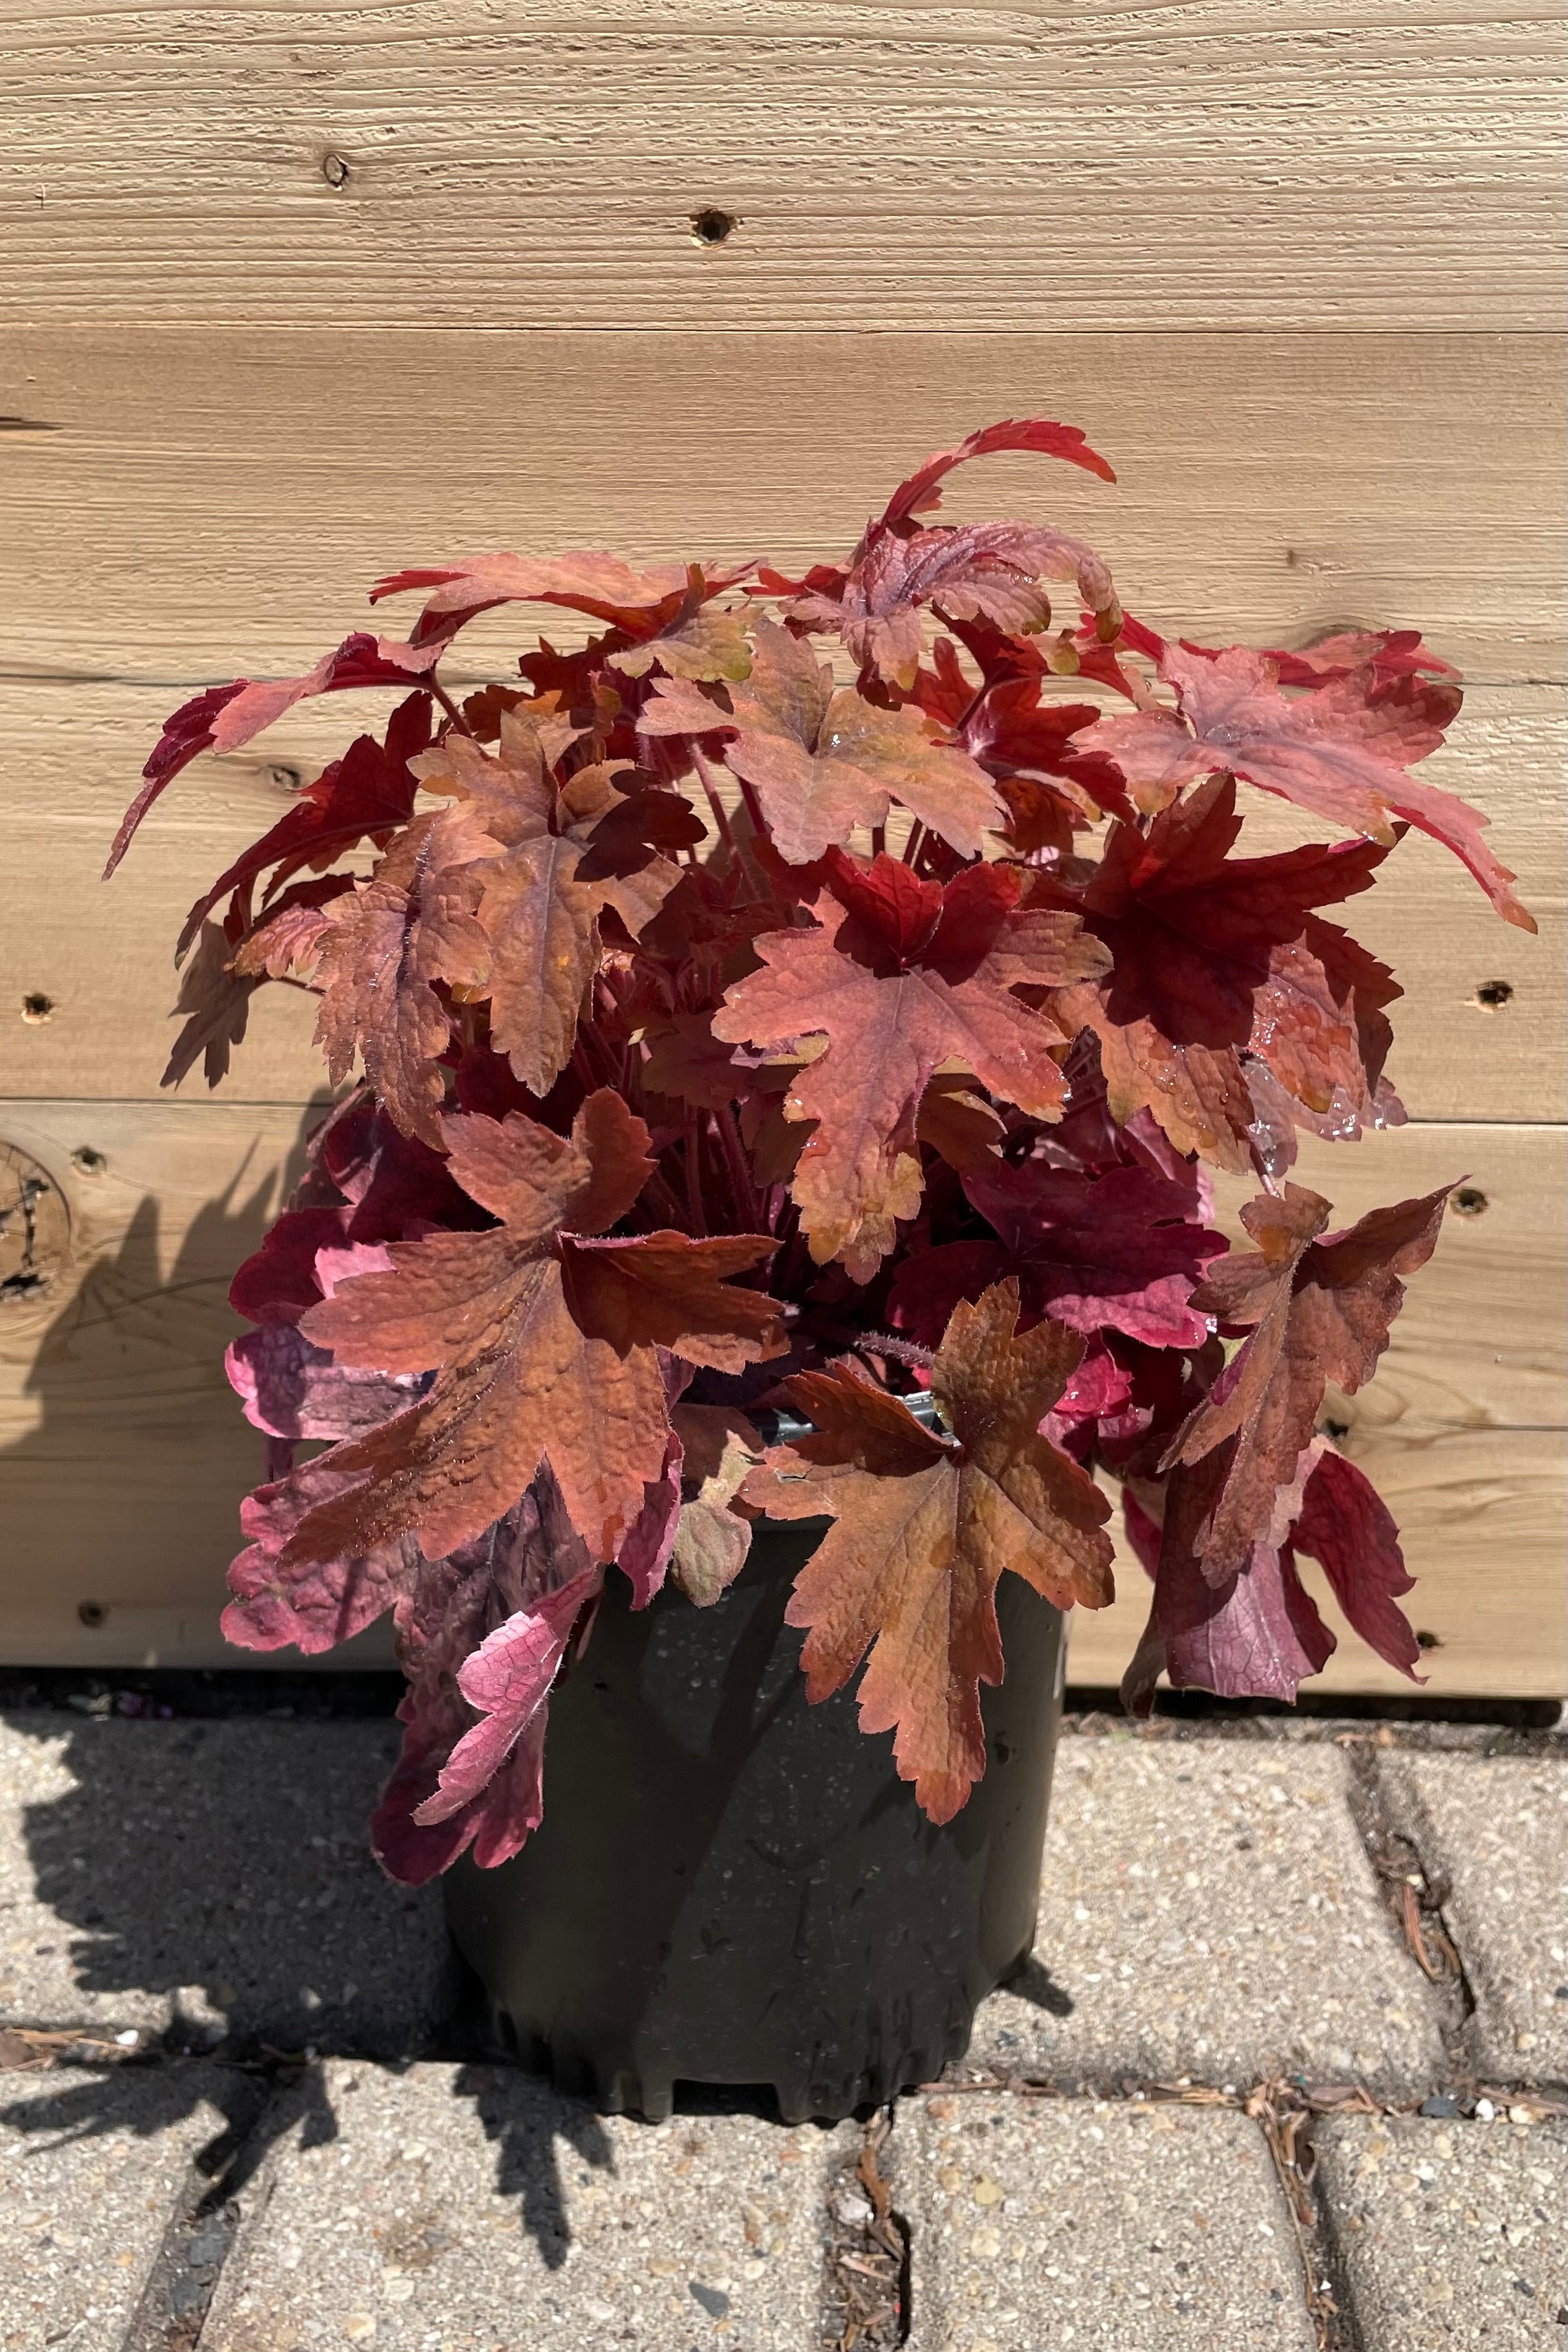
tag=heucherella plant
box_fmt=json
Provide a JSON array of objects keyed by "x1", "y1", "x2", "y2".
[{"x1": 111, "y1": 420, "x2": 1532, "y2": 1883}]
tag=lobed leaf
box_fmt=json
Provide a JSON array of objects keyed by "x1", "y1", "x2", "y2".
[{"x1": 745, "y1": 1280, "x2": 1113, "y2": 1820}]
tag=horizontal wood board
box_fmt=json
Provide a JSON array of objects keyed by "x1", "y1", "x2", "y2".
[
  {"x1": 4, "y1": 329, "x2": 1563, "y2": 686},
  {"x1": 1, "y1": 1, "x2": 1563, "y2": 330},
  {"x1": 0, "y1": 1102, "x2": 1561, "y2": 1685},
  {"x1": 1, "y1": 0, "x2": 1561, "y2": 1692}
]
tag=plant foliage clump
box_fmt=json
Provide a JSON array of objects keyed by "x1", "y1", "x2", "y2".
[{"x1": 114, "y1": 420, "x2": 1532, "y2": 1882}]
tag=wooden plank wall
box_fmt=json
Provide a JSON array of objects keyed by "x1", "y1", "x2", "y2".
[{"x1": 2, "y1": 1, "x2": 1564, "y2": 1689}]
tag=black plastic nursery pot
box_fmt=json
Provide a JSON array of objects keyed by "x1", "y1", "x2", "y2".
[{"x1": 443, "y1": 1510, "x2": 1067, "y2": 2124}]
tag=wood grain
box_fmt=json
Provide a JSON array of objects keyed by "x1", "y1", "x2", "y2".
[
  {"x1": 3, "y1": 678, "x2": 1559, "y2": 1113},
  {"x1": 0, "y1": 1100, "x2": 1560, "y2": 1679},
  {"x1": 1, "y1": 2, "x2": 1562, "y2": 330},
  {"x1": 3, "y1": 328, "x2": 1562, "y2": 685},
  {"x1": 1068, "y1": 1429, "x2": 1568, "y2": 1702}
]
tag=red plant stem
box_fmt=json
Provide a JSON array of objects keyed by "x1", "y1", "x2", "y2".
[
  {"x1": 870, "y1": 823, "x2": 887, "y2": 860},
  {"x1": 714, "y1": 1102, "x2": 759, "y2": 1230},
  {"x1": 426, "y1": 674, "x2": 475, "y2": 737},
  {"x1": 641, "y1": 1166, "x2": 691, "y2": 1232},
  {"x1": 902, "y1": 820, "x2": 926, "y2": 868},
  {"x1": 684, "y1": 1111, "x2": 708, "y2": 1237},
  {"x1": 730, "y1": 769, "x2": 769, "y2": 844}
]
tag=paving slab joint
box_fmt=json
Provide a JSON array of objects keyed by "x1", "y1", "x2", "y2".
[
  {"x1": 822, "y1": 2105, "x2": 911, "y2": 2349},
  {"x1": 1241, "y1": 2082, "x2": 1368, "y2": 2352},
  {"x1": 1340, "y1": 1742, "x2": 1478, "y2": 2055},
  {"x1": 117, "y1": 2071, "x2": 295, "y2": 2352}
]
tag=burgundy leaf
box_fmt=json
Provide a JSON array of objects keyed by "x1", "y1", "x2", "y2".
[
  {"x1": 1289, "y1": 1446, "x2": 1424, "y2": 1681},
  {"x1": 107, "y1": 639, "x2": 438, "y2": 876}
]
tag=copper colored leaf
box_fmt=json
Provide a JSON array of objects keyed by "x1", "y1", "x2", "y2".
[
  {"x1": 283, "y1": 1092, "x2": 782, "y2": 1565},
  {"x1": 608, "y1": 599, "x2": 753, "y2": 683},
  {"x1": 668, "y1": 1404, "x2": 765, "y2": 1604},
  {"x1": 416, "y1": 719, "x2": 702, "y2": 1094},
  {"x1": 746, "y1": 1279, "x2": 1113, "y2": 1821},
  {"x1": 715, "y1": 855, "x2": 1106, "y2": 1277},
  {"x1": 1084, "y1": 644, "x2": 1532, "y2": 930},
  {"x1": 766, "y1": 420, "x2": 1120, "y2": 689},
  {"x1": 370, "y1": 551, "x2": 751, "y2": 649},
  {"x1": 795, "y1": 526, "x2": 1120, "y2": 694},
  {"x1": 710, "y1": 621, "x2": 1004, "y2": 864},
  {"x1": 1161, "y1": 1181, "x2": 1453, "y2": 1581},
  {"x1": 312, "y1": 810, "x2": 495, "y2": 1147}
]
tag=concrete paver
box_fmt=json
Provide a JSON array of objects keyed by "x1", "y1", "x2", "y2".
[
  {"x1": 0, "y1": 1715, "x2": 453, "y2": 2050},
  {"x1": 0, "y1": 2058, "x2": 237, "y2": 2352},
  {"x1": 202, "y1": 2060, "x2": 855, "y2": 2351},
  {"x1": 1317, "y1": 2114, "x2": 1567, "y2": 2347},
  {"x1": 901, "y1": 2090, "x2": 1315, "y2": 2351},
  {"x1": 971, "y1": 1735, "x2": 1443, "y2": 2092},
  {"x1": 1382, "y1": 1750, "x2": 1568, "y2": 2080}
]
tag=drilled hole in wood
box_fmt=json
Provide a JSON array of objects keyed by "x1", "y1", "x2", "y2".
[
  {"x1": 1474, "y1": 979, "x2": 1513, "y2": 1009},
  {"x1": 266, "y1": 764, "x2": 303, "y2": 793},
  {"x1": 78, "y1": 1602, "x2": 107, "y2": 1629},
  {"x1": 21, "y1": 992, "x2": 54, "y2": 1023},
  {"x1": 1320, "y1": 1416, "x2": 1351, "y2": 1442},
  {"x1": 1452, "y1": 1186, "x2": 1488, "y2": 1217},
  {"x1": 322, "y1": 151, "x2": 351, "y2": 190},
  {"x1": 1415, "y1": 1628, "x2": 1443, "y2": 1651},
  {"x1": 689, "y1": 207, "x2": 738, "y2": 246},
  {"x1": 71, "y1": 1146, "x2": 107, "y2": 1177}
]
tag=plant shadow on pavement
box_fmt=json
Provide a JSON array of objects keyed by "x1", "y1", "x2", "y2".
[{"x1": 0, "y1": 1130, "x2": 728, "y2": 2269}]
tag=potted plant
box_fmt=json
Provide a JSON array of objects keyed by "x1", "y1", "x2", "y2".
[{"x1": 110, "y1": 420, "x2": 1531, "y2": 2121}]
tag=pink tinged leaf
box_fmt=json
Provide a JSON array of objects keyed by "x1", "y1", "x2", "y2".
[
  {"x1": 107, "y1": 640, "x2": 439, "y2": 877},
  {"x1": 106, "y1": 685, "x2": 246, "y2": 876},
  {"x1": 1289, "y1": 1447, "x2": 1425, "y2": 1681},
  {"x1": 226, "y1": 1325, "x2": 427, "y2": 1442},
  {"x1": 960, "y1": 1161, "x2": 1229, "y2": 1349},
  {"x1": 1103, "y1": 644, "x2": 1533, "y2": 930},
  {"x1": 614, "y1": 1424, "x2": 685, "y2": 1607},
  {"x1": 1160, "y1": 1541, "x2": 1335, "y2": 1703},
  {"x1": 875, "y1": 417, "x2": 1118, "y2": 535},
  {"x1": 1042, "y1": 1338, "x2": 1136, "y2": 1454},
  {"x1": 410, "y1": 1567, "x2": 602, "y2": 1830},
  {"x1": 1150, "y1": 1453, "x2": 1335, "y2": 1704},
  {"x1": 222, "y1": 1457, "x2": 420, "y2": 1656}
]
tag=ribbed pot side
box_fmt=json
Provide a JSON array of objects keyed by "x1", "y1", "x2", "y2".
[{"x1": 442, "y1": 1515, "x2": 1066, "y2": 2123}]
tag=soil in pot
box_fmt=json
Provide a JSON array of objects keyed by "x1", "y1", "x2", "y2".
[{"x1": 444, "y1": 1515, "x2": 1066, "y2": 2123}]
